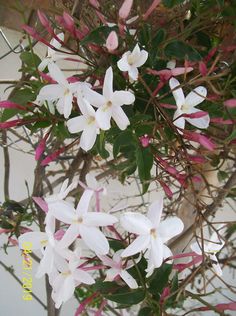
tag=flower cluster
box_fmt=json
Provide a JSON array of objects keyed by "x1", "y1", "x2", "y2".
[{"x1": 18, "y1": 178, "x2": 184, "y2": 308}]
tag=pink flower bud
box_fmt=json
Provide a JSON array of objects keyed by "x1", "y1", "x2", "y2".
[
  {"x1": 224, "y1": 98, "x2": 236, "y2": 108},
  {"x1": 211, "y1": 117, "x2": 234, "y2": 124},
  {"x1": 139, "y1": 135, "x2": 150, "y2": 148},
  {"x1": 37, "y1": 10, "x2": 51, "y2": 29},
  {"x1": 106, "y1": 31, "x2": 118, "y2": 52},
  {"x1": 158, "y1": 180, "x2": 173, "y2": 199},
  {"x1": 32, "y1": 197, "x2": 48, "y2": 213},
  {"x1": 75, "y1": 293, "x2": 98, "y2": 315},
  {"x1": 188, "y1": 154, "x2": 206, "y2": 164},
  {"x1": 0, "y1": 101, "x2": 26, "y2": 111},
  {"x1": 199, "y1": 61, "x2": 208, "y2": 76},
  {"x1": 171, "y1": 67, "x2": 193, "y2": 76},
  {"x1": 182, "y1": 111, "x2": 208, "y2": 119},
  {"x1": 35, "y1": 132, "x2": 50, "y2": 161},
  {"x1": 0, "y1": 119, "x2": 25, "y2": 129},
  {"x1": 89, "y1": 0, "x2": 100, "y2": 9},
  {"x1": 41, "y1": 146, "x2": 66, "y2": 166},
  {"x1": 184, "y1": 131, "x2": 216, "y2": 151},
  {"x1": 54, "y1": 229, "x2": 65, "y2": 240},
  {"x1": 160, "y1": 287, "x2": 170, "y2": 304},
  {"x1": 143, "y1": 0, "x2": 161, "y2": 21},
  {"x1": 119, "y1": 0, "x2": 133, "y2": 20}
]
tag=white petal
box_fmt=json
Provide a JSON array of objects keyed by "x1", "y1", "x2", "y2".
[
  {"x1": 121, "y1": 235, "x2": 150, "y2": 258},
  {"x1": 58, "y1": 224, "x2": 79, "y2": 248},
  {"x1": 61, "y1": 275, "x2": 76, "y2": 303},
  {"x1": 63, "y1": 92, "x2": 73, "y2": 119},
  {"x1": 105, "y1": 268, "x2": 119, "y2": 281},
  {"x1": 112, "y1": 91, "x2": 135, "y2": 106},
  {"x1": 85, "y1": 89, "x2": 105, "y2": 108},
  {"x1": 36, "y1": 245, "x2": 54, "y2": 278},
  {"x1": 67, "y1": 116, "x2": 87, "y2": 134},
  {"x1": 185, "y1": 108, "x2": 210, "y2": 129},
  {"x1": 128, "y1": 67, "x2": 139, "y2": 81},
  {"x1": 79, "y1": 98, "x2": 96, "y2": 117},
  {"x1": 133, "y1": 50, "x2": 148, "y2": 67},
  {"x1": 86, "y1": 173, "x2": 98, "y2": 189},
  {"x1": 169, "y1": 78, "x2": 185, "y2": 109},
  {"x1": 96, "y1": 105, "x2": 112, "y2": 130},
  {"x1": 120, "y1": 270, "x2": 138, "y2": 289},
  {"x1": 73, "y1": 269, "x2": 95, "y2": 284},
  {"x1": 150, "y1": 236, "x2": 164, "y2": 268},
  {"x1": 163, "y1": 245, "x2": 173, "y2": 261},
  {"x1": 158, "y1": 217, "x2": 184, "y2": 243},
  {"x1": 103, "y1": 67, "x2": 113, "y2": 100},
  {"x1": 131, "y1": 44, "x2": 141, "y2": 61},
  {"x1": 18, "y1": 232, "x2": 47, "y2": 250},
  {"x1": 147, "y1": 194, "x2": 163, "y2": 227},
  {"x1": 76, "y1": 189, "x2": 94, "y2": 216},
  {"x1": 38, "y1": 58, "x2": 49, "y2": 71},
  {"x1": 173, "y1": 109, "x2": 185, "y2": 131},
  {"x1": 117, "y1": 54, "x2": 130, "y2": 71},
  {"x1": 167, "y1": 60, "x2": 176, "y2": 70},
  {"x1": 49, "y1": 200, "x2": 75, "y2": 224},
  {"x1": 84, "y1": 212, "x2": 118, "y2": 226},
  {"x1": 49, "y1": 33, "x2": 64, "y2": 52},
  {"x1": 79, "y1": 225, "x2": 109, "y2": 255},
  {"x1": 112, "y1": 106, "x2": 130, "y2": 130},
  {"x1": 48, "y1": 62, "x2": 68, "y2": 86},
  {"x1": 208, "y1": 232, "x2": 224, "y2": 253},
  {"x1": 38, "y1": 84, "x2": 63, "y2": 100},
  {"x1": 185, "y1": 86, "x2": 207, "y2": 107},
  {"x1": 120, "y1": 212, "x2": 152, "y2": 235},
  {"x1": 80, "y1": 126, "x2": 97, "y2": 151}
]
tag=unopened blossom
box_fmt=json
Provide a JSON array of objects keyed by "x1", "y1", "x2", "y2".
[
  {"x1": 67, "y1": 99, "x2": 100, "y2": 151},
  {"x1": 191, "y1": 227, "x2": 225, "y2": 276},
  {"x1": 49, "y1": 189, "x2": 117, "y2": 254},
  {"x1": 38, "y1": 33, "x2": 67, "y2": 71},
  {"x1": 52, "y1": 248, "x2": 95, "y2": 308},
  {"x1": 169, "y1": 78, "x2": 209, "y2": 130},
  {"x1": 106, "y1": 31, "x2": 119, "y2": 52},
  {"x1": 37, "y1": 62, "x2": 79, "y2": 118},
  {"x1": 99, "y1": 250, "x2": 138, "y2": 289},
  {"x1": 120, "y1": 194, "x2": 184, "y2": 275},
  {"x1": 86, "y1": 67, "x2": 135, "y2": 130},
  {"x1": 117, "y1": 44, "x2": 148, "y2": 80}
]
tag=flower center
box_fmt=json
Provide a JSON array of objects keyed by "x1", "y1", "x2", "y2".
[
  {"x1": 64, "y1": 88, "x2": 70, "y2": 96},
  {"x1": 40, "y1": 239, "x2": 48, "y2": 246},
  {"x1": 61, "y1": 271, "x2": 71, "y2": 276},
  {"x1": 128, "y1": 54, "x2": 134, "y2": 65},
  {"x1": 150, "y1": 228, "x2": 157, "y2": 239},
  {"x1": 181, "y1": 103, "x2": 189, "y2": 112},
  {"x1": 103, "y1": 100, "x2": 113, "y2": 111},
  {"x1": 87, "y1": 116, "x2": 95, "y2": 125},
  {"x1": 73, "y1": 217, "x2": 83, "y2": 224}
]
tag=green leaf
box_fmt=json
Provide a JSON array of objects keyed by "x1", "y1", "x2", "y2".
[
  {"x1": 113, "y1": 130, "x2": 135, "y2": 158},
  {"x1": 165, "y1": 41, "x2": 202, "y2": 61},
  {"x1": 217, "y1": 170, "x2": 228, "y2": 182},
  {"x1": 105, "y1": 288, "x2": 145, "y2": 305},
  {"x1": 226, "y1": 129, "x2": 236, "y2": 142},
  {"x1": 138, "y1": 307, "x2": 154, "y2": 316},
  {"x1": 148, "y1": 264, "x2": 172, "y2": 297},
  {"x1": 20, "y1": 51, "x2": 41, "y2": 68},
  {"x1": 80, "y1": 25, "x2": 118, "y2": 45},
  {"x1": 136, "y1": 147, "x2": 153, "y2": 193}
]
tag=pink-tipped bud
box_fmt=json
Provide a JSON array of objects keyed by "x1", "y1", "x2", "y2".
[
  {"x1": 35, "y1": 132, "x2": 50, "y2": 161},
  {"x1": 199, "y1": 61, "x2": 208, "y2": 76},
  {"x1": 119, "y1": 0, "x2": 133, "y2": 20},
  {"x1": 139, "y1": 135, "x2": 150, "y2": 148},
  {"x1": 41, "y1": 146, "x2": 66, "y2": 166},
  {"x1": 224, "y1": 98, "x2": 236, "y2": 108},
  {"x1": 171, "y1": 67, "x2": 193, "y2": 76},
  {"x1": 106, "y1": 31, "x2": 118, "y2": 52},
  {"x1": 32, "y1": 197, "x2": 48, "y2": 213},
  {"x1": 211, "y1": 117, "x2": 234, "y2": 125},
  {"x1": 0, "y1": 101, "x2": 26, "y2": 111},
  {"x1": 143, "y1": 0, "x2": 161, "y2": 21},
  {"x1": 184, "y1": 131, "x2": 216, "y2": 151},
  {"x1": 158, "y1": 180, "x2": 173, "y2": 199},
  {"x1": 89, "y1": 0, "x2": 100, "y2": 8},
  {"x1": 0, "y1": 119, "x2": 25, "y2": 129},
  {"x1": 160, "y1": 287, "x2": 170, "y2": 304},
  {"x1": 188, "y1": 154, "x2": 206, "y2": 164},
  {"x1": 182, "y1": 111, "x2": 208, "y2": 119},
  {"x1": 62, "y1": 12, "x2": 75, "y2": 34},
  {"x1": 37, "y1": 10, "x2": 50, "y2": 28}
]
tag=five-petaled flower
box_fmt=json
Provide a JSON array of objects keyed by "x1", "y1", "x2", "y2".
[
  {"x1": 117, "y1": 43, "x2": 148, "y2": 80},
  {"x1": 169, "y1": 77, "x2": 209, "y2": 131},
  {"x1": 120, "y1": 194, "x2": 184, "y2": 276}
]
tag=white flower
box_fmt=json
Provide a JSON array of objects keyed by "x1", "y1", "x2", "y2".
[
  {"x1": 49, "y1": 189, "x2": 118, "y2": 254},
  {"x1": 52, "y1": 248, "x2": 95, "y2": 308},
  {"x1": 117, "y1": 44, "x2": 148, "y2": 80},
  {"x1": 38, "y1": 33, "x2": 68, "y2": 71},
  {"x1": 18, "y1": 231, "x2": 69, "y2": 278},
  {"x1": 191, "y1": 227, "x2": 225, "y2": 276},
  {"x1": 99, "y1": 250, "x2": 138, "y2": 289},
  {"x1": 86, "y1": 67, "x2": 135, "y2": 130},
  {"x1": 169, "y1": 77, "x2": 209, "y2": 130},
  {"x1": 45, "y1": 178, "x2": 77, "y2": 204},
  {"x1": 67, "y1": 99, "x2": 100, "y2": 151},
  {"x1": 37, "y1": 63, "x2": 79, "y2": 118},
  {"x1": 120, "y1": 194, "x2": 184, "y2": 274}
]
